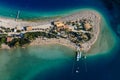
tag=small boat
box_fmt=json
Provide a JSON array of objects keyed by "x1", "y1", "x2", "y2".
[
  {"x1": 75, "y1": 67, "x2": 79, "y2": 73},
  {"x1": 76, "y1": 70, "x2": 79, "y2": 73}
]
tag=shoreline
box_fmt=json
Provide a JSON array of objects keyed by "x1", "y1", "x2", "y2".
[
  {"x1": 29, "y1": 38, "x2": 76, "y2": 51},
  {"x1": 0, "y1": 9, "x2": 101, "y2": 54},
  {"x1": 87, "y1": 16, "x2": 117, "y2": 55}
]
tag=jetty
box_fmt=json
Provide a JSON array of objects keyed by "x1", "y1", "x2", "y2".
[{"x1": 15, "y1": 10, "x2": 20, "y2": 21}]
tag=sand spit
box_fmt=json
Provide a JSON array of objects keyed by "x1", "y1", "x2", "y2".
[
  {"x1": 30, "y1": 10, "x2": 101, "y2": 52},
  {"x1": 0, "y1": 10, "x2": 101, "y2": 52}
]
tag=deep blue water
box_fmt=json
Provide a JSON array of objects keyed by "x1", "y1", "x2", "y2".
[
  {"x1": 0, "y1": 0, "x2": 109, "y2": 18},
  {"x1": 0, "y1": 0, "x2": 120, "y2": 80},
  {"x1": 0, "y1": 0, "x2": 103, "y2": 11}
]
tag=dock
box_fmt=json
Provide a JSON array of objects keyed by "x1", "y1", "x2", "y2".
[
  {"x1": 72, "y1": 46, "x2": 87, "y2": 73},
  {"x1": 15, "y1": 10, "x2": 20, "y2": 21},
  {"x1": 76, "y1": 46, "x2": 82, "y2": 61}
]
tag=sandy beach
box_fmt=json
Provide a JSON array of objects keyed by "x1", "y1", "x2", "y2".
[
  {"x1": 0, "y1": 44, "x2": 10, "y2": 49},
  {"x1": 30, "y1": 38, "x2": 76, "y2": 50},
  {"x1": 0, "y1": 16, "x2": 51, "y2": 28}
]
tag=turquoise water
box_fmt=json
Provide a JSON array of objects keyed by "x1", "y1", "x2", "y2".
[
  {"x1": 0, "y1": 45, "x2": 75, "y2": 80},
  {"x1": 0, "y1": 0, "x2": 120, "y2": 80},
  {"x1": 0, "y1": 0, "x2": 108, "y2": 19}
]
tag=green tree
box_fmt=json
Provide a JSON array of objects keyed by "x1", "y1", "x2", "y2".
[{"x1": 0, "y1": 37, "x2": 6, "y2": 43}]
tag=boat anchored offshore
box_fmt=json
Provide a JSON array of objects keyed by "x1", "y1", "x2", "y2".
[{"x1": 75, "y1": 67, "x2": 80, "y2": 73}]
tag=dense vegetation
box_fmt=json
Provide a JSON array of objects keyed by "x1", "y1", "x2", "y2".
[
  {"x1": 0, "y1": 37, "x2": 6, "y2": 47},
  {"x1": 7, "y1": 31, "x2": 57, "y2": 47},
  {"x1": 24, "y1": 32, "x2": 57, "y2": 40},
  {"x1": 0, "y1": 34, "x2": 7, "y2": 47},
  {"x1": 7, "y1": 38, "x2": 30, "y2": 47}
]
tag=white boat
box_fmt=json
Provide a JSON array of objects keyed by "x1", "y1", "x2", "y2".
[
  {"x1": 77, "y1": 51, "x2": 82, "y2": 61},
  {"x1": 76, "y1": 52, "x2": 79, "y2": 61},
  {"x1": 76, "y1": 70, "x2": 79, "y2": 73},
  {"x1": 76, "y1": 46, "x2": 80, "y2": 61}
]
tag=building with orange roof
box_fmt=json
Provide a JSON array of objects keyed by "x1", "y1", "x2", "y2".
[
  {"x1": 25, "y1": 26, "x2": 33, "y2": 31},
  {"x1": 53, "y1": 21, "x2": 69, "y2": 31},
  {"x1": 54, "y1": 21, "x2": 65, "y2": 27},
  {"x1": 84, "y1": 23, "x2": 92, "y2": 31}
]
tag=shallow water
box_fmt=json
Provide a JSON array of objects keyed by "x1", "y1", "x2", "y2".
[
  {"x1": 0, "y1": 0, "x2": 120, "y2": 80},
  {"x1": 0, "y1": 45, "x2": 118, "y2": 80},
  {"x1": 0, "y1": 45, "x2": 75, "y2": 80}
]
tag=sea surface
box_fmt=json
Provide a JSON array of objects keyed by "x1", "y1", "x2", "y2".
[
  {"x1": 0, "y1": 0, "x2": 120, "y2": 80},
  {"x1": 0, "y1": 0, "x2": 114, "y2": 19}
]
